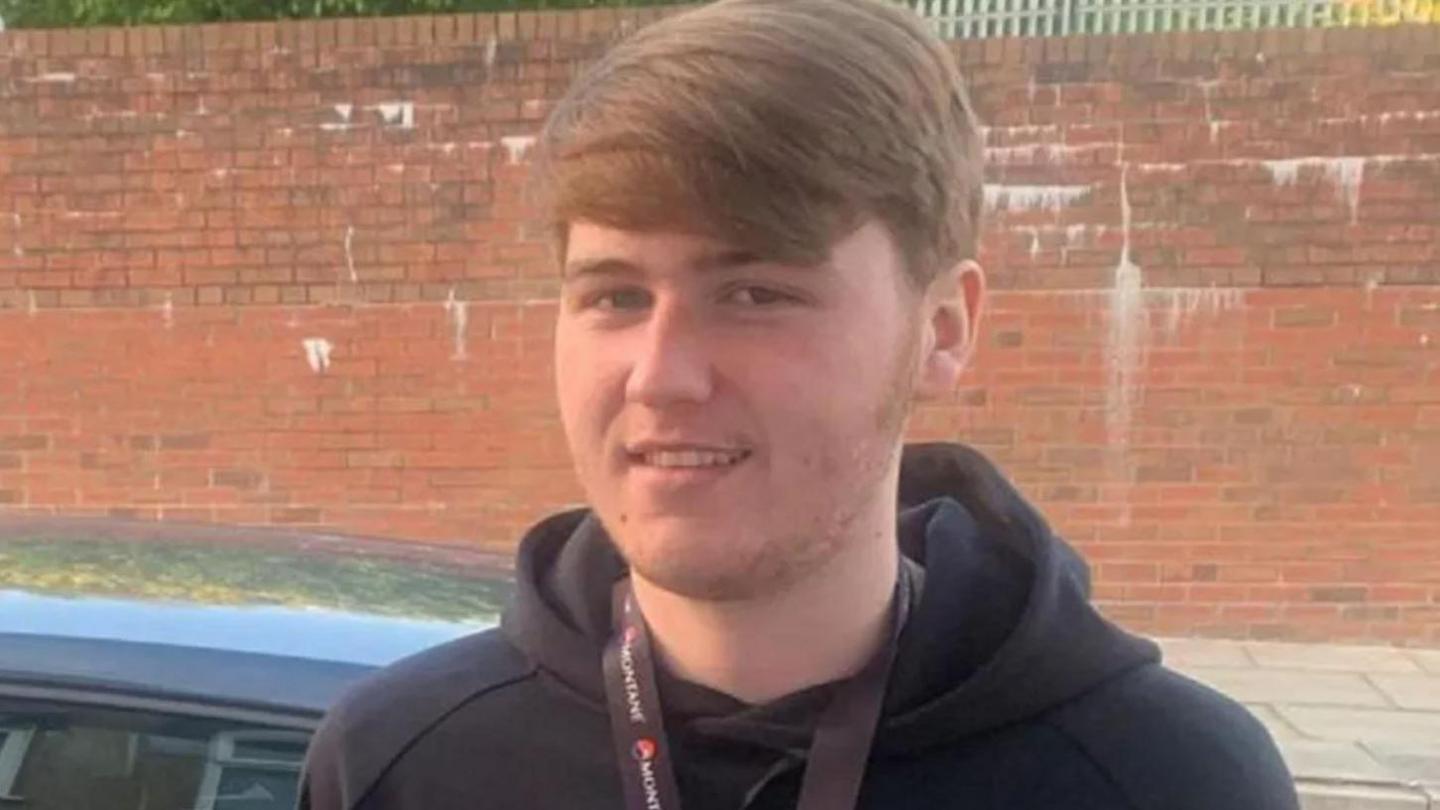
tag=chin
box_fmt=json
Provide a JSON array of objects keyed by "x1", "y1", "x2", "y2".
[
  {"x1": 613, "y1": 517, "x2": 836, "y2": 603},
  {"x1": 616, "y1": 528, "x2": 753, "y2": 601}
]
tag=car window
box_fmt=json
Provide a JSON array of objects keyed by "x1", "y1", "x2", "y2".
[{"x1": 0, "y1": 698, "x2": 309, "y2": 810}]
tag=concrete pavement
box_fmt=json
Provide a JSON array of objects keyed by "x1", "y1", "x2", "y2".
[{"x1": 1157, "y1": 638, "x2": 1440, "y2": 810}]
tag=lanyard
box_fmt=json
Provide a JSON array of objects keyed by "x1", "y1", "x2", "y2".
[{"x1": 602, "y1": 574, "x2": 909, "y2": 810}]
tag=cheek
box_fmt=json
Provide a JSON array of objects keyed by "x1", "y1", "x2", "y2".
[
  {"x1": 554, "y1": 328, "x2": 608, "y2": 439},
  {"x1": 766, "y1": 339, "x2": 905, "y2": 475}
]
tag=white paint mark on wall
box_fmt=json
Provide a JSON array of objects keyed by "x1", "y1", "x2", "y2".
[
  {"x1": 1262, "y1": 157, "x2": 1367, "y2": 223},
  {"x1": 1376, "y1": 110, "x2": 1440, "y2": 124},
  {"x1": 1013, "y1": 227, "x2": 1044, "y2": 261},
  {"x1": 983, "y1": 184, "x2": 1091, "y2": 213},
  {"x1": 26, "y1": 291, "x2": 37, "y2": 317},
  {"x1": 161, "y1": 293, "x2": 174, "y2": 330},
  {"x1": 997, "y1": 143, "x2": 1117, "y2": 166},
  {"x1": 1328, "y1": 158, "x2": 1366, "y2": 224},
  {"x1": 444, "y1": 288, "x2": 470, "y2": 361},
  {"x1": 986, "y1": 124, "x2": 1061, "y2": 139},
  {"x1": 1364, "y1": 271, "x2": 1383, "y2": 310},
  {"x1": 501, "y1": 135, "x2": 536, "y2": 165},
  {"x1": 1422, "y1": 334, "x2": 1432, "y2": 347},
  {"x1": 334, "y1": 103, "x2": 353, "y2": 122},
  {"x1": 1198, "y1": 81, "x2": 1223, "y2": 145},
  {"x1": 27, "y1": 72, "x2": 77, "y2": 83},
  {"x1": 302, "y1": 338, "x2": 334, "y2": 374},
  {"x1": 9, "y1": 213, "x2": 21, "y2": 258},
  {"x1": 1106, "y1": 167, "x2": 1144, "y2": 453},
  {"x1": 485, "y1": 36, "x2": 499, "y2": 69},
  {"x1": 1265, "y1": 159, "x2": 1305, "y2": 187},
  {"x1": 1136, "y1": 163, "x2": 1188, "y2": 173},
  {"x1": 1156, "y1": 287, "x2": 1244, "y2": 342},
  {"x1": 1161, "y1": 293, "x2": 1187, "y2": 339},
  {"x1": 343, "y1": 226, "x2": 358, "y2": 283},
  {"x1": 373, "y1": 102, "x2": 415, "y2": 129}
]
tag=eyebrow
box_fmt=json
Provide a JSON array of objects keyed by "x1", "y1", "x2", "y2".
[{"x1": 562, "y1": 248, "x2": 770, "y2": 281}]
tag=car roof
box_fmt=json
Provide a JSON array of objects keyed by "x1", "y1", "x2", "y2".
[
  {"x1": 0, "y1": 516, "x2": 516, "y2": 714},
  {"x1": 0, "y1": 633, "x2": 376, "y2": 719}
]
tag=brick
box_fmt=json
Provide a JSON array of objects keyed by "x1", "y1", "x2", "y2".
[
  {"x1": 159, "y1": 433, "x2": 211, "y2": 450},
  {"x1": 1311, "y1": 587, "x2": 1370, "y2": 604},
  {"x1": 0, "y1": 435, "x2": 49, "y2": 451},
  {"x1": 1273, "y1": 306, "x2": 1337, "y2": 327},
  {"x1": 272, "y1": 506, "x2": 323, "y2": 524},
  {"x1": 212, "y1": 468, "x2": 264, "y2": 489}
]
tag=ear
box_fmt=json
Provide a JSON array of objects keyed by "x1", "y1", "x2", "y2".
[{"x1": 914, "y1": 259, "x2": 985, "y2": 401}]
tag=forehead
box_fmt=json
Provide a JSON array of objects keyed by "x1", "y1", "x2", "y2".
[
  {"x1": 563, "y1": 222, "x2": 759, "y2": 279},
  {"x1": 561, "y1": 219, "x2": 904, "y2": 284}
]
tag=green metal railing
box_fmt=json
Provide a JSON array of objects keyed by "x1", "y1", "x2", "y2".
[{"x1": 911, "y1": 0, "x2": 1439, "y2": 38}]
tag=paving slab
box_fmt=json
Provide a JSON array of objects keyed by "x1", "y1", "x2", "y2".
[
  {"x1": 1247, "y1": 703, "x2": 1307, "y2": 743},
  {"x1": 1369, "y1": 674, "x2": 1440, "y2": 711},
  {"x1": 1410, "y1": 649, "x2": 1440, "y2": 676},
  {"x1": 1180, "y1": 666, "x2": 1391, "y2": 708},
  {"x1": 1281, "y1": 740, "x2": 1398, "y2": 783},
  {"x1": 1363, "y1": 741, "x2": 1440, "y2": 788},
  {"x1": 1246, "y1": 642, "x2": 1424, "y2": 675},
  {"x1": 1157, "y1": 637, "x2": 1255, "y2": 668},
  {"x1": 1297, "y1": 782, "x2": 1431, "y2": 810},
  {"x1": 1278, "y1": 705, "x2": 1440, "y2": 747}
]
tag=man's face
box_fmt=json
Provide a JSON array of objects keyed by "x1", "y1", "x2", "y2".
[{"x1": 553, "y1": 219, "x2": 929, "y2": 601}]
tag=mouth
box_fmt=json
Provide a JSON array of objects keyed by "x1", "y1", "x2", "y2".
[
  {"x1": 634, "y1": 448, "x2": 750, "y2": 469},
  {"x1": 625, "y1": 444, "x2": 753, "y2": 471}
]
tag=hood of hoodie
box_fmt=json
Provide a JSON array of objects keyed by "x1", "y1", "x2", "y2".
[{"x1": 501, "y1": 442, "x2": 1159, "y2": 757}]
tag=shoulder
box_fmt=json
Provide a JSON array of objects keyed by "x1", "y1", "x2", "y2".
[
  {"x1": 1045, "y1": 663, "x2": 1299, "y2": 810},
  {"x1": 301, "y1": 629, "x2": 536, "y2": 810}
]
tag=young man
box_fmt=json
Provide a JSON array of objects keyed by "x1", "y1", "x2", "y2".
[{"x1": 301, "y1": 1, "x2": 1300, "y2": 808}]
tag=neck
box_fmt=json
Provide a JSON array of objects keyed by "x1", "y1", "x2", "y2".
[{"x1": 629, "y1": 523, "x2": 900, "y2": 706}]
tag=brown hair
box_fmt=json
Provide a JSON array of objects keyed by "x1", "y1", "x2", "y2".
[{"x1": 537, "y1": 0, "x2": 985, "y2": 288}]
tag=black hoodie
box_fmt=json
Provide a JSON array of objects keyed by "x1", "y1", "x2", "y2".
[{"x1": 300, "y1": 443, "x2": 1299, "y2": 810}]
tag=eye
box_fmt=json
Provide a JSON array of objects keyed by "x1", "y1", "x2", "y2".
[
  {"x1": 724, "y1": 286, "x2": 797, "y2": 307},
  {"x1": 588, "y1": 287, "x2": 652, "y2": 312}
]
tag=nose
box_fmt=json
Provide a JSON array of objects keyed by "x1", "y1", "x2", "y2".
[{"x1": 625, "y1": 299, "x2": 714, "y2": 407}]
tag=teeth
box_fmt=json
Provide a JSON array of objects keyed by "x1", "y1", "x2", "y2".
[{"x1": 643, "y1": 450, "x2": 745, "y2": 468}]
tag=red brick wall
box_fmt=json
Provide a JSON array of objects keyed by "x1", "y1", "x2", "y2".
[{"x1": 1, "y1": 12, "x2": 1437, "y2": 644}]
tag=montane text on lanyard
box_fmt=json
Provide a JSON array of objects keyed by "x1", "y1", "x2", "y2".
[{"x1": 601, "y1": 573, "x2": 910, "y2": 810}]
